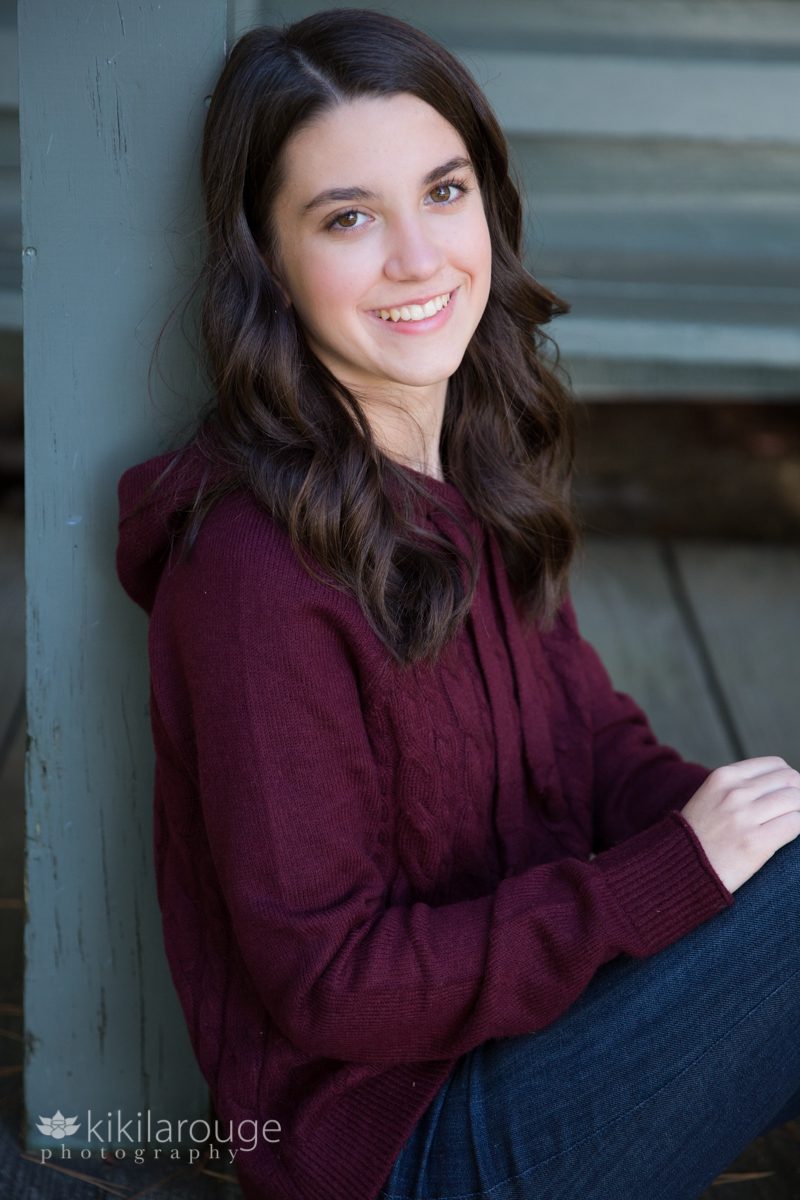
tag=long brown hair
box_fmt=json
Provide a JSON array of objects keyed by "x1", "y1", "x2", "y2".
[{"x1": 148, "y1": 7, "x2": 582, "y2": 667}]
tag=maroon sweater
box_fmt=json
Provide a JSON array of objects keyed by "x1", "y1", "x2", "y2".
[{"x1": 115, "y1": 436, "x2": 733, "y2": 1200}]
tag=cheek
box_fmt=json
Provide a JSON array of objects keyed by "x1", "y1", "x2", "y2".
[
  {"x1": 283, "y1": 265, "x2": 341, "y2": 338},
  {"x1": 291, "y1": 251, "x2": 373, "y2": 328},
  {"x1": 474, "y1": 216, "x2": 493, "y2": 282},
  {"x1": 449, "y1": 209, "x2": 493, "y2": 288},
  {"x1": 462, "y1": 222, "x2": 493, "y2": 315}
]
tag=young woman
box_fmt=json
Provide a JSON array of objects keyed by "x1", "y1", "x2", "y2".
[{"x1": 115, "y1": 9, "x2": 800, "y2": 1199}]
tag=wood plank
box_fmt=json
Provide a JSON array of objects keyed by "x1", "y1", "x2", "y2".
[
  {"x1": 570, "y1": 535, "x2": 736, "y2": 766},
  {"x1": 250, "y1": 0, "x2": 800, "y2": 54},
  {"x1": 0, "y1": 514, "x2": 23, "y2": 750},
  {"x1": 556, "y1": 357, "x2": 800, "y2": 402},
  {"x1": 540, "y1": 281, "x2": 798, "y2": 330},
  {"x1": 0, "y1": 28, "x2": 17, "y2": 111},
  {"x1": 517, "y1": 137, "x2": 800, "y2": 210},
  {"x1": 551, "y1": 317, "x2": 800, "y2": 370},
  {"x1": 673, "y1": 542, "x2": 800, "y2": 763},
  {"x1": 0, "y1": 690, "x2": 24, "y2": 1001},
  {"x1": 19, "y1": 0, "x2": 228, "y2": 1152},
  {"x1": 457, "y1": 50, "x2": 800, "y2": 142},
  {"x1": 527, "y1": 203, "x2": 800, "y2": 293},
  {"x1": 433, "y1": 0, "x2": 800, "y2": 51}
]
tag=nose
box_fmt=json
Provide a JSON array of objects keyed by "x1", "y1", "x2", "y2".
[{"x1": 383, "y1": 214, "x2": 446, "y2": 283}]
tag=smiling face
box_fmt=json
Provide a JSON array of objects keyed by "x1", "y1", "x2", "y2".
[{"x1": 268, "y1": 92, "x2": 493, "y2": 422}]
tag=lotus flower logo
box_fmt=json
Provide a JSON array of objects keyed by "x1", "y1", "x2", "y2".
[{"x1": 36, "y1": 1110, "x2": 81, "y2": 1138}]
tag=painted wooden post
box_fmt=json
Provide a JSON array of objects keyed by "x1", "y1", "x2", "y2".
[{"x1": 19, "y1": 0, "x2": 229, "y2": 1150}]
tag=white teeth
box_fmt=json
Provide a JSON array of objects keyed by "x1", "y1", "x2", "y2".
[{"x1": 377, "y1": 291, "x2": 452, "y2": 322}]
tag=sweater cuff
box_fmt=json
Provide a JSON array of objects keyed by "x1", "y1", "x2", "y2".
[{"x1": 595, "y1": 809, "x2": 735, "y2": 957}]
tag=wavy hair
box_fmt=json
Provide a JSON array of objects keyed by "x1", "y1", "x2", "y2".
[{"x1": 150, "y1": 6, "x2": 582, "y2": 667}]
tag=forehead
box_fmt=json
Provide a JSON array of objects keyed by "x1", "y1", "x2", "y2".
[{"x1": 278, "y1": 93, "x2": 469, "y2": 192}]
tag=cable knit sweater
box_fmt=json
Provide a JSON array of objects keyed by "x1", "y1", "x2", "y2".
[{"x1": 115, "y1": 435, "x2": 734, "y2": 1200}]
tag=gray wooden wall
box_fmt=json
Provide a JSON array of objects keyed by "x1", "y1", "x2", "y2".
[
  {"x1": 15, "y1": 0, "x2": 800, "y2": 1158},
  {"x1": 20, "y1": 0, "x2": 229, "y2": 1150},
  {"x1": 0, "y1": 2, "x2": 21, "y2": 447},
  {"x1": 244, "y1": 0, "x2": 800, "y2": 399}
]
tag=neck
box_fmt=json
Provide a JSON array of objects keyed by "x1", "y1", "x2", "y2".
[{"x1": 356, "y1": 381, "x2": 447, "y2": 482}]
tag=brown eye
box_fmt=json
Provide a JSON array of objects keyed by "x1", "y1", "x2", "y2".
[
  {"x1": 428, "y1": 180, "x2": 468, "y2": 206},
  {"x1": 335, "y1": 211, "x2": 359, "y2": 228}
]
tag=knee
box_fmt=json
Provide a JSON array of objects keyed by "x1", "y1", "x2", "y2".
[{"x1": 733, "y1": 829, "x2": 800, "y2": 919}]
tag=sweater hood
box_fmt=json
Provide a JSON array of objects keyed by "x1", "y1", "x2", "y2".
[
  {"x1": 116, "y1": 433, "x2": 224, "y2": 615},
  {"x1": 116, "y1": 422, "x2": 477, "y2": 617}
]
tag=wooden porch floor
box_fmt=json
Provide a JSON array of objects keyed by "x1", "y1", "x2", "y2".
[{"x1": 1, "y1": 509, "x2": 799, "y2": 1197}]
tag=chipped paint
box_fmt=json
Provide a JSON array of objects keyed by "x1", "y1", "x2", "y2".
[{"x1": 20, "y1": 0, "x2": 226, "y2": 1148}]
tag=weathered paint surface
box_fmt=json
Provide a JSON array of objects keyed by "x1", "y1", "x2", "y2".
[
  {"x1": 20, "y1": 0, "x2": 229, "y2": 1151},
  {"x1": 253, "y1": 0, "x2": 800, "y2": 397},
  {"x1": 568, "y1": 533, "x2": 800, "y2": 771}
]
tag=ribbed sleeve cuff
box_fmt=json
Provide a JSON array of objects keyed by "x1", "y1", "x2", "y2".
[{"x1": 596, "y1": 808, "x2": 735, "y2": 957}]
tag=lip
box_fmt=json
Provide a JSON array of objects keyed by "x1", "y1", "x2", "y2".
[{"x1": 369, "y1": 286, "x2": 459, "y2": 335}]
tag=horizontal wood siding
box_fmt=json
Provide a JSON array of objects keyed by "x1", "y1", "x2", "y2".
[{"x1": 247, "y1": 0, "x2": 800, "y2": 397}]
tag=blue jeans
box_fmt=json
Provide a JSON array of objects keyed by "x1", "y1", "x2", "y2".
[{"x1": 378, "y1": 833, "x2": 800, "y2": 1200}]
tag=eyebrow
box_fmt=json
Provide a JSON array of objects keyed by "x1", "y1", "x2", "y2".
[{"x1": 301, "y1": 156, "x2": 474, "y2": 215}]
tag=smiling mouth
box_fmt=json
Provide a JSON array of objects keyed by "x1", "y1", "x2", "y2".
[{"x1": 375, "y1": 290, "x2": 453, "y2": 323}]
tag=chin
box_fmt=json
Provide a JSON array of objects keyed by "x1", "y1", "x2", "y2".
[
  {"x1": 390, "y1": 372, "x2": 459, "y2": 391},
  {"x1": 390, "y1": 356, "x2": 467, "y2": 387}
]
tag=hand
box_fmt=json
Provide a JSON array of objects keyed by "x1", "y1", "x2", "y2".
[{"x1": 680, "y1": 756, "x2": 800, "y2": 893}]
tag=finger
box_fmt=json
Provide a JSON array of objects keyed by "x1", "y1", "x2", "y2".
[
  {"x1": 752, "y1": 786, "x2": 800, "y2": 822},
  {"x1": 723, "y1": 756, "x2": 791, "y2": 783},
  {"x1": 738, "y1": 766, "x2": 800, "y2": 799},
  {"x1": 758, "y1": 808, "x2": 800, "y2": 839}
]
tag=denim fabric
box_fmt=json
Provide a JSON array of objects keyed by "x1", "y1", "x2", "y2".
[{"x1": 378, "y1": 833, "x2": 800, "y2": 1200}]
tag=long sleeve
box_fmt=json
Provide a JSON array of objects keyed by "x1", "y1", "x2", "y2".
[
  {"x1": 150, "y1": 500, "x2": 733, "y2": 1069},
  {"x1": 557, "y1": 595, "x2": 714, "y2": 851}
]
